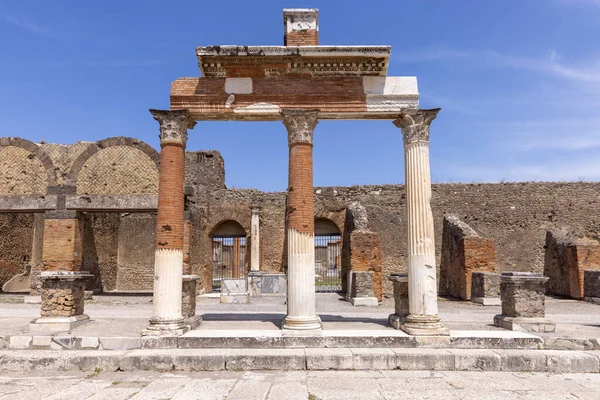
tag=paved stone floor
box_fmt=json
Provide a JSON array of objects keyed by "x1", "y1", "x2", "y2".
[
  {"x1": 0, "y1": 370, "x2": 599, "y2": 399},
  {"x1": 0, "y1": 293, "x2": 598, "y2": 339}
]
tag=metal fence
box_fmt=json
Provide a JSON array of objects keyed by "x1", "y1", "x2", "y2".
[
  {"x1": 314, "y1": 235, "x2": 342, "y2": 292},
  {"x1": 211, "y1": 236, "x2": 247, "y2": 291}
]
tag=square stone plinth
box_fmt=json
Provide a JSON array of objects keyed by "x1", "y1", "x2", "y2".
[
  {"x1": 221, "y1": 278, "x2": 248, "y2": 295},
  {"x1": 182, "y1": 275, "x2": 200, "y2": 319},
  {"x1": 350, "y1": 271, "x2": 375, "y2": 298},
  {"x1": 494, "y1": 315, "x2": 556, "y2": 333},
  {"x1": 471, "y1": 272, "x2": 501, "y2": 306},
  {"x1": 38, "y1": 271, "x2": 93, "y2": 319},
  {"x1": 30, "y1": 314, "x2": 90, "y2": 333},
  {"x1": 499, "y1": 272, "x2": 548, "y2": 318},
  {"x1": 350, "y1": 297, "x2": 378, "y2": 307}
]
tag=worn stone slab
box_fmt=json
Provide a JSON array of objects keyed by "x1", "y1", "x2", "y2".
[
  {"x1": 349, "y1": 297, "x2": 378, "y2": 307},
  {"x1": 450, "y1": 330, "x2": 543, "y2": 349},
  {"x1": 121, "y1": 349, "x2": 226, "y2": 371},
  {"x1": 9, "y1": 336, "x2": 32, "y2": 349},
  {"x1": 498, "y1": 350, "x2": 548, "y2": 372},
  {"x1": 140, "y1": 336, "x2": 178, "y2": 349},
  {"x1": 30, "y1": 315, "x2": 91, "y2": 333},
  {"x1": 98, "y1": 337, "x2": 141, "y2": 350},
  {"x1": 393, "y1": 348, "x2": 454, "y2": 370},
  {"x1": 449, "y1": 349, "x2": 502, "y2": 371},
  {"x1": 305, "y1": 348, "x2": 353, "y2": 370},
  {"x1": 351, "y1": 347, "x2": 395, "y2": 370},
  {"x1": 225, "y1": 349, "x2": 305, "y2": 370},
  {"x1": 545, "y1": 350, "x2": 600, "y2": 373},
  {"x1": 471, "y1": 297, "x2": 501, "y2": 306},
  {"x1": 221, "y1": 278, "x2": 248, "y2": 294}
]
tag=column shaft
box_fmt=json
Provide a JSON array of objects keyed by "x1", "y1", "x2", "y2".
[
  {"x1": 282, "y1": 109, "x2": 321, "y2": 330},
  {"x1": 144, "y1": 109, "x2": 195, "y2": 336},
  {"x1": 394, "y1": 109, "x2": 448, "y2": 336},
  {"x1": 250, "y1": 207, "x2": 260, "y2": 272}
]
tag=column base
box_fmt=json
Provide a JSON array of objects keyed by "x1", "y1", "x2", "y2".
[
  {"x1": 30, "y1": 314, "x2": 90, "y2": 333},
  {"x1": 142, "y1": 318, "x2": 189, "y2": 337},
  {"x1": 184, "y1": 315, "x2": 203, "y2": 330},
  {"x1": 400, "y1": 314, "x2": 450, "y2": 336},
  {"x1": 282, "y1": 315, "x2": 323, "y2": 331}
]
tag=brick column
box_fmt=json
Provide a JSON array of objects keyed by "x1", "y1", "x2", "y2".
[
  {"x1": 281, "y1": 109, "x2": 321, "y2": 330},
  {"x1": 143, "y1": 109, "x2": 196, "y2": 337},
  {"x1": 393, "y1": 109, "x2": 448, "y2": 336}
]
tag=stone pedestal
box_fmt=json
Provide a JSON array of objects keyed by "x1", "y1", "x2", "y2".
[
  {"x1": 220, "y1": 278, "x2": 250, "y2": 304},
  {"x1": 471, "y1": 272, "x2": 501, "y2": 306},
  {"x1": 248, "y1": 271, "x2": 262, "y2": 296},
  {"x1": 494, "y1": 272, "x2": 555, "y2": 332},
  {"x1": 349, "y1": 271, "x2": 378, "y2": 307},
  {"x1": 30, "y1": 271, "x2": 93, "y2": 333},
  {"x1": 584, "y1": 270, "x2": 600, "y2": 304},
  {"x1": 250, "y1": 206, "x2": 261, "y2": 272},
  {"x1": 388, "y1": 274, "x2": 409, "y2": 329},
  {"x1": 182, "y1": 275, "x2": 202, "y2": 329},
  {"x1": 394, "y1": 109, "x2": 448, "y2": 336}
]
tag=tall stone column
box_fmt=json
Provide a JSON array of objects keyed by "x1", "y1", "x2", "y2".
[
  {"x1": 393, "y1": 109, "x2": 448, "y2": 336},
  {"x1": 282, "y1": 109, "x2": 322, "y2": 330},
  {"x1": 143, "y1": 109, "x2": 196, "y2": 336},
  {"x1": 250, "y1": 206, "x2": 261, "y2": 272}
]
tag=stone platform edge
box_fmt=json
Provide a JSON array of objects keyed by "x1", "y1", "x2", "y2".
[
  {"x1": 4, "y1": 334, "x2": 600, "y2": 351},
  {"x1": 0, "y1": 348, "x2": 599, "y2": 373}
]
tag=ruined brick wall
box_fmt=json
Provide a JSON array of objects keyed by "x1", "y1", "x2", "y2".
[
  {"x1": 544, "y1": 229, "x2": 600, "y2": 299},
  {"x1": 439, "y1": 215, "x2": 497, "y2": 300},
  {"x1": 0, "y1": 213, "x2": 34, "y2": 288},
  {"x1": 81, "y1": 213, "x2": 119, "y2": 292}
]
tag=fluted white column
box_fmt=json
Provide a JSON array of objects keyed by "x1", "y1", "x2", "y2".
[
  {"x1": 250, "y1": 206, "x2": 261, "y2": 272},
  {"x1": 393, "y1": 109, "x2": 448, "y2": 336},
  {"x1": 281, "y1": 109, "x2": 322, "y2": 331}
]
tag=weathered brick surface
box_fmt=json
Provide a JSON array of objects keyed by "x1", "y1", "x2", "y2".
[
  {"x1": 348, "y1": 231, "x2": 382, "y2": 301},
  {"x1": 0, "y1": 146, "x2": 48, "y2": 195},
  {"x1": 156, "y1": 144, "x2": 185, "y2": 250},
  {"x1": 285, "y1": 29, "x2": 318, "y2": 46},
  {"x1": 41, "y1": 217, "x2": 82, "y2": 272},
  {"x1": 440, "y1": 215, "x2": 497, "y2": 300},
  {"x1": 0, "y1": 213, "x2": 33, "y2": 288},
  {"x1": 287, "y1": 143, "x2": 314, "y2": 234},
  {"x1": 544, "y1": 229, "x2": 600, "y2": 299}
]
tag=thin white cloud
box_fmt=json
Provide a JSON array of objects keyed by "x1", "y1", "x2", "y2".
[
  {"x1": 394, "y1": 48, "x2": 470, "y2": 63},
  {"x1": 484, "y1": 50, "x2": 600, "y2": 84},
  {"x1": 0, "y1": 7, "x2": 53, "y2": 37}
]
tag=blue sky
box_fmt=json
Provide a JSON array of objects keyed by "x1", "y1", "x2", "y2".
[{"x1": 1, "y1": 0, "x2": 599, "y2": 190}]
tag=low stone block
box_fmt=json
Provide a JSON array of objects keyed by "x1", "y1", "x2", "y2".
[
  {"x1": 500, "y1": 272, "x2": 548, "y2": 318},
  {"x1": 24, "y1": 295, "x2": 42, "y2": 304},
  {"x1": 80, "y1": 336, "x2": 100, "y2": 349},
  {"x1": 9, "y1": 336, "x2": 32, "y2": 349},
  {"x1": 494, "y1": 315, "x2": 556, "y2": 333},
  {"x1": 225, "y1": 349, "x2": 305, "y2": 370},
  {"x1": 182, "y1": 275, "x2": 199, "y2": 318},
  {"x1": 471, "y1": 272, "x2": 501, "y2": 306},
  {"x1": 221, "y1": 278, "x2": 248, "y2": 294},
  {"x1": 349, "y1": 297, "x2": 378, "y2": 307},
  {"x1": 261, "y1": 274, "x2": 286, "y2": 295},
  {"x1": 51, "y1": 336, "x2": 76, "y2": 349},
  {"x1": 350, "y1": 271, "x2": 375, "y2": 298},
  {"x1": 471, "y1": 297, "x2": 501, "y2": 306},
  {"x1": 31, "y1": 336, "x2": 52, "y2": 348},
  {"x1": 449, "y1": 349, "x2": 502, "y2": 371},
  {"x1": 351, "y1": 348, "x2": 395, "y2": 370},
  {"x1": 388, "y1": 274, "x2": 408, "y2": 329},
  {"x1": 99, "y1": 337, "x2": 141, "y2": 350},
  {"x1": 545, "y1": 350, "x2": 600, "y2": 373},
  {"x1": 394, "y1": 348, "x2": 454, "y2": 371},
  {"x1": 498, "y1": 350, "x2": 547, "y2": 372},
  {"x1": 584, "y1": 270, "x2": 600, "y2": 298},
  {"x1": 30, "y1": 315, "x2": 90, "y2": 333},
  {"x1": 305, "y1": 348, "x2": 353, "y2": 370},
  {"x1": 220, "y1": 294, "x2": 249, "y2": 304}
]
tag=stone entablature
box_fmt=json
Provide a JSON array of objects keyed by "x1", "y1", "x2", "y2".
[
  {"x1": 170, "y1": 76, "x2": 418, "y2": 121},
  {"x1": 197, "y1": 46, "x2": 390, "y2": 78}
]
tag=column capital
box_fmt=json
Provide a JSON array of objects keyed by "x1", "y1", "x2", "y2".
[
  {"x1": 251, "y1": 205, "x2": 261, "y2": 214},
  {"x1": 150, "y1": 109, "x2": 196, "y2": 147},
  {"x1": 281, "y1": 109, "x2": 319, "y2": 146},
  {"x1": 393, "y1": 108, "x2": 440, "y2": 145}
]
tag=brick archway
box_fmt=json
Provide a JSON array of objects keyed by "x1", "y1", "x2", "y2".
[
  {"x1": 0, "y1": 137, "x2": 58, "y2": 189},
  {"x1": 65, "y1": 137, "x2": 160, "y2": 187}
]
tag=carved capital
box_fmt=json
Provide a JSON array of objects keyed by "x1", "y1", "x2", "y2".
[
  {"x1": 150, "y1": 109, "x2": 196, "y2": 147},
  {"x1": 281, "y1": 109, "x2": 319, "y2": 146},
  {"x1": 393, "y1": 108, "x2": 440, "y2": 145}
]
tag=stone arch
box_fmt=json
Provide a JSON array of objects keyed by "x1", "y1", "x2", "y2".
[
  {"x1": 69, "y1": 137, "x2": 160, "y2": 195},
  {"x1": 66, "y1": 137, "x2": 160, "y2": 187},
  {"x1": 209, "y1": 219, "x2": 248, "y2": 290},
  {"x1": 315, "y1": 217, "x2": 341, "y2": 236},
  {"x1": 0, "y1": 137, "x2": 57, "y2": 194}
]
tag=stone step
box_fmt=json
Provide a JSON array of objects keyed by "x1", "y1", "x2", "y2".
[{"x1": 0, "y1": 348, "x2": 598, "y2": 373}]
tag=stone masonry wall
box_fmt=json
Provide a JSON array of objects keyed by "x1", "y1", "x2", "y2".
[
  {"x1": 439, "y1": 215, "x2": 497, "y2": 300},
  {"x1": 0, "y1": 213, "x2": 34, "y2": 288}
]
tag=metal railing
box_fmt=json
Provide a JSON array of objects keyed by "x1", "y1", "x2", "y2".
[
  {"x1": 314, "y1": 235, "x2": 342, "y2": 292},
  {"x1": 211, "y1": 236, "x2": 247, "y2": 291}
]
